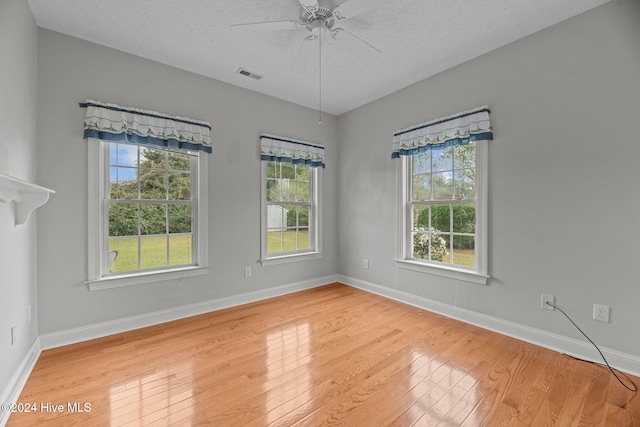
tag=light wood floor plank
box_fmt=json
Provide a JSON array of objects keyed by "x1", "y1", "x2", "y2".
[{"x1": 7, "y1": 283, "x2": 639, "y2": 426}]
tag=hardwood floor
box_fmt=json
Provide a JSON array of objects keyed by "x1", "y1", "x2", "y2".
[{"x1": 7, "y1": 283, "x2": 640, "y2": 426}]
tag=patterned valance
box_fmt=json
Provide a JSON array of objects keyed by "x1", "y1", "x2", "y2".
[
  {"x1": 81, "y1": 99, "x2": 212, "y2": 153},
  {"x1": 260, "y1": 134, "x2": 325, "y2": 168},
  {"x1": 391, "y1": 105, "x2": 492, "y2": 158}
]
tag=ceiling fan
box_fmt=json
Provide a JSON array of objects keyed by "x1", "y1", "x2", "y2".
[{"x1": 231, "y1": 0, "x2": 384, "y2": 73}]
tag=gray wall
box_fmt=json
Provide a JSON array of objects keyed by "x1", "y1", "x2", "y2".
[
  {"x1": 337, "y1": 0, "x2": 640, "y2": 357},
  {"x1": 0, "y1": 0, "x2": 39, "y2": 397},
  {"x1": 11, "y1": 0, "x2": 639, "y2": 373},
  {"x1": 36, "y1": 30, "x2": 338, "y2": 334}
]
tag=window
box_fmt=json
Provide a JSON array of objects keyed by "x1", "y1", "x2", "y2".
[
  {"x1": 108, "y1": 143, "x2": 195, "y2": 272},
  {"x1": 82, "y1": 99, "x2": 211, "y2": 289},
  {"x1": 394, "y1": 106, "x2": 491, "y2": 284},
  {"x1": 88, "y1": 140, "x2": 208, "y2": 289},
  {"x1": 260, "y1": 161, "x2": 322, "y2": 265}
]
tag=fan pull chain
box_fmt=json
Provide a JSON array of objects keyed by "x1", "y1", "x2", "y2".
[{"x1": 318, "y1": 30, "x2": 323, "y2": 125}]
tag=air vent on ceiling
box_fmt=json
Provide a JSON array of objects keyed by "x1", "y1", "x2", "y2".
[{"x1": 236, "y1": 68, "x2": 264, "y2": 81}]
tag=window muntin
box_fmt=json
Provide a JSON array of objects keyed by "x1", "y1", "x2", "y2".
[
  {"x1": 265, "y1": 161, "x2": 314, "y2": 256},
  {"x1": 106, "y1": 143, "x2": 196, "y2": 274},
  {"x1": 408, "y1": 143, "x2": 480, "y2": 270}
]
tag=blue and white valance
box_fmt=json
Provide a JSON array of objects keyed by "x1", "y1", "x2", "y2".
[
  {"x1": 81, "y1": 99, "x2": 212, "y2": 153},
  {"x1": 260, "y1": 134, "x2": 325, "y2": 168},
  {"x1": 391, "y1": 105, "x2": 492, "y2": 158}
]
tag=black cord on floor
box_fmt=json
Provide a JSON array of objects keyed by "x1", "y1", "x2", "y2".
[{"x1": 546, "y1": 301, "x2": 637, "y2": 393}]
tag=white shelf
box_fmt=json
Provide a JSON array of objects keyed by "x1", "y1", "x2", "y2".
[{"x1": 0, "y1": 173, "x2": 55, "y2": 225}]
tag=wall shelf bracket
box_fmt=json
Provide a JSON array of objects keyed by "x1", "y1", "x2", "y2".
[{"x1": 0, "y1": 173, "x2": 55, "y2": 225}]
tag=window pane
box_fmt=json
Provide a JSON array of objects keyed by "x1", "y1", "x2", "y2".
[
  {"x1": 453, "y1": 235, "x2": 475, "y2": 268},
  {"x1": 413, "y1": 232, "x2": 435, "y2": 260},
  {"x1": 140, "y1": 204, "x2": 166, "y2": 235},
  {"x1": 454, "y1": 144, "x2": 475, "y2": 169},
  {"x1": 140, "y1": 170, "x2": 166, "y2": 200},
  {"x1": 432, "y1": 147, "x2": 453, "y2": 172},
  {"x1": 140, "y1": 148, "x2": 166, "y2": 169},
  {"x1": 169, "y1": 234, "x2": 192, "y2": 266},
  {"x1": 109, "y1": 167, "x2": 119, "y2": 199},
  {"x1": 297, "y1": 228, "x2": 310, "y2": 250},
  {"x1": 113, "y1": 144, "x2": 138, "y2": 167},
  {"x1": 298, "y1": 205, "x2": 309, "y2": 227},
  {"x1": 295, "y1": 165, "x2": 309, "y2": 181},
  {"x1": 280, "y1": 179, "x2": 295, "y2": 202},
  {"x1": 267, "y1": 204, "x2": 287, "y2": 231},
  {"x1": 168, "y1": 152, "x2": 190, "y2": 171},
  {"x1": 432, "y1": 172, "x2": 453, "y2": 200},
  {"x1": 108, "y1": 236, "x2": 138, "y2": 273},
  {"x1": 454, "y1": 169, "x2": 475, "y2": 200},
  {"x1": 433, "y1": 232, "x2": 451, "y2": 264},
  {"x1": 110, "y1": 167, "x2": 137, "y2": 199},
  {"x1": 266, "y1": 161, "x2": 278, "y2": 179},
  {"x1": 413, "y1": 151, "x2": 431, "y2": 174},
  {"x1": 110, "y1": 144, "x2": 117, "y2": 166},
  {"x1": 267, "y1": 230, "x2": 283, "y2": 254},
  {"x1": 413, "y1": 174, "x2": 430, "y2": 201},
  {"x1": 283, "y1": 229, "x2": 297, "y2": 251},
  {"x1": 267, "y1": 179, "x2": 280, "y2": 202},
  {"x1": 430, "y1": 205, "x2": 450, "y2": 232},
  {"x1": 169, "y1": 204, "x2": 192, "y2": 234},
  {"x1": 413, "y1": 231, "x2": 449, "y2": 263},
  {"x1": 109, "y1": 203, "x2": 138, "y2": 237},
  {"x1": 412, "y1": 204, "x2": 429, "y2": 230},
  {"x1": 296, "y1": 181, "x2": 309, "y2": 202},
  {"x1": 281, "y1": 163, "x2": 295, "y2": 180},
  {"x1": 140, "y1": 235, "x2": 167, "y2": 269},
  {"x1": 452, "y1": 204, "x2": 475, "y2": 233},
  {"x1": 284, "y1": 204, "x2": 297, "y2": 228},
  {"x1": 168, "y1": 172, "x2": 191, "y2": 200}
]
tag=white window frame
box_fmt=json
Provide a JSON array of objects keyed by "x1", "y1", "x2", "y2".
[
  {"x1": 86, "y1": 138, "x2": 208, "y2": 290},
  {"x1": 260, "y1": 161, "x2": 322, "y2": 266},
  {"x1": 395, "y1": 142, "x2": 489, "y2": 285}
]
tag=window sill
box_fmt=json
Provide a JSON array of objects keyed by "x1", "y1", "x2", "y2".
[
  {"x1": 86, "y1": 266, "x2": 209, "y2": 291},
  {"x1": 260, "y1": 252, "x2": 323, "y2": 267},
  {"x1": 394, "y1": 259, "x2": 489, "y2": 285}
]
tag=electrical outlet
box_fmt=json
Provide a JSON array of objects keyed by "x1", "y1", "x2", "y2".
[
  {"x1": 10, "y1": 325, "x2": 16, "y2": 345},
  {"x1": 27, "y1": 305, "x2": 32, "y2": 324},
  {"x1": 244, "y1": 267, "x2": 252, "y2": 278},
  {"x1": 363, "y1": 259, "x2": 369, "y2": 269},
  {"x1": 593, "y1": 304, "x2": 610, "y2": 323},
  {"x1": 541, "y1": 294, "x2": 555, "y2": 310}
]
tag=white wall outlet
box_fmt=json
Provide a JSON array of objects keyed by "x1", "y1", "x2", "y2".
[
  {"x1": 10, "y1": 325, "x2": 17, "y2": 345},
  {"x1": 363, "y1": 259, "x2": 369, "y2": 269},
  {"x1": 541, "y1": 294, "x2": 555, "y2": 310},
  {"x1": 593, "y1": 304, "x2": 610, "y2": 323},
  {"x1": 244, "y1": 267, "x2": 252, "y2": 278},
  {"x1": 27, "y1": 305, "x2": 32, "y2": 324}
]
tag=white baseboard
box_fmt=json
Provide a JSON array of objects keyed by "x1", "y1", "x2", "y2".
[
  {"x1": 40, "y1": 275, "x2": 338, "y2": 350},
  {"x1": 339, "y1": 274, "x2": 640, "y2": 377},
  {"x1": 0, "y1": 337, "x2": 41, "y2": 427}
]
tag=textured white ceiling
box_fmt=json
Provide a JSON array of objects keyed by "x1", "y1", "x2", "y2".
[{"x1": 27, "y1": 0, "x2": 609, "y2": 115}]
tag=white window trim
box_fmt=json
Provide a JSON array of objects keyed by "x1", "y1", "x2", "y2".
[
  {"x1": 86, "y1": 138, "x2": 208, "y2": 290},
  {"x1": 259, "y1": 162, "x2": 323, "y2": 266},
  {"x1": 396, "y1": 142, "x2": 489, "y2": 285}
]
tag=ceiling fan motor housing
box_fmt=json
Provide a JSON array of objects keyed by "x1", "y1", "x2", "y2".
[{"x1": 301, "y1": 2, "x2": 335, "y2": 33}]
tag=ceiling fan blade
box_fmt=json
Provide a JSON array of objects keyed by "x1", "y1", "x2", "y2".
[
  {"x1": 291, "y1": 35, "x2": 317, "y2": 74},
  {"x1": 230, "y1": 20, "x2": 301, "y2": 32},
  {"x1": 331, "y1": 28, "x2": 380, "y2": 60},
  {"x1": 298, "y1": 0, "x2": 320, "y2": 13},
  {"x1": 332, "y1": 0, "x2": 385, "y2": 20}
]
